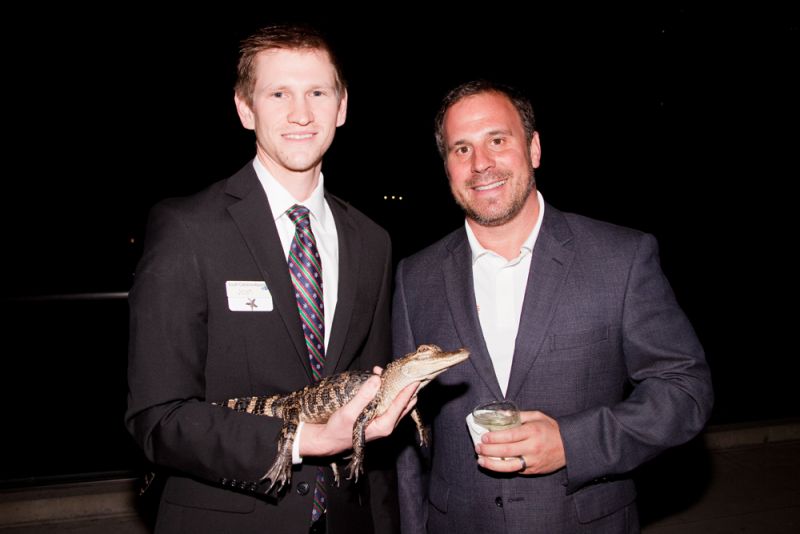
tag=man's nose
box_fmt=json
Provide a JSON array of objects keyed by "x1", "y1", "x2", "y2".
[
  {"x1": 288, "y1": 97, "x2": 313, "y2": 125},
  {"x1": 471, "y1": 146, "x2": 494, "y2": 174}
]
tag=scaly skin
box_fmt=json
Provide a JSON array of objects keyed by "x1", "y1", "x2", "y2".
[{"x1": 214, "y1": 344, "x2": 470, "y2": 492}]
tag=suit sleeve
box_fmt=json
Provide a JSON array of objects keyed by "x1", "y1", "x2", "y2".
[
  {"x1": 356, "y1": 231, "x2": 393, "y2": 371},
  {"x1": 557, "y1": 233, "x2": 714, "y2": 493},
  {"x1": 125, "y1": 201, "x2": 283, "y2": 489},
  {"x1": 359, "y1": 232, "x2": 402, "y2": 533},
  {"x1": 392, "y1": 259, "x2": 430, "y2": 534}
]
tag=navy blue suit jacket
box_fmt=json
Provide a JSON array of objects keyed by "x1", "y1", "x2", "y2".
[{"x1": 393, "y1": 202, "x2": 713, "y2": 533}]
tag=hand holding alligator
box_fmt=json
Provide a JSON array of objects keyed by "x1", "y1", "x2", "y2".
[
  {"x1": 215, "y1": 344, "x2": 469, "y2": 490},
  {"x1": 301, "y1": 369, "x2": 419, "y2": 457}
]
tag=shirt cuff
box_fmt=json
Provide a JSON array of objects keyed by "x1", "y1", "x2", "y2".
[{"x1": 292, "y1": 421, "x2": 304, "y2": 464}]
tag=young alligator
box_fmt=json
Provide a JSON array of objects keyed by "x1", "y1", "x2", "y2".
[{"x1": 214, "y1": 344, "x2": 469, "y2": 492}]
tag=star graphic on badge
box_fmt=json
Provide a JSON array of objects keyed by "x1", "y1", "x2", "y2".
[{"x1": 246, "y1": 298, "x2": 258, "y2": 310}]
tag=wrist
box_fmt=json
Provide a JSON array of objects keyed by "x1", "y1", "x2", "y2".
[{"x1": 298, "y1": 423, "x2": 336, "y2": 457}]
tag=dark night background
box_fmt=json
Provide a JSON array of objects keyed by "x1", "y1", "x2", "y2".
[{"x1": 1, "y1": 5, "x2": 797, "y2": 489}]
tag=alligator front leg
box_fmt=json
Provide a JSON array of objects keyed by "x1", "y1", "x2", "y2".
[
  {"x1": 410, "y1": 407, "x2": 430, "y2": 446},
  {"x1": 346, "y1": 397, "x2": 380, "y2": 482}
]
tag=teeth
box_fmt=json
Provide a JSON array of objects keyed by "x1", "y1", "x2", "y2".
[
  {"x1": 474, "y1": 180, "x2": 506, "y2": 191},
  {"x1": 285, "y1": 133, "x2": 313, "y2": 140}
]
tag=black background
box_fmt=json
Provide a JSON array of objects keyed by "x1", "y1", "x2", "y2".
[{"x1": 1, "y1": 5, "x2": 798, "y2": 481}]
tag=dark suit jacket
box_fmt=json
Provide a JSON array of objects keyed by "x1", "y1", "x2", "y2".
[
  {"x1": 126, "y1": 162, "x2": 398, "y2": 534},
  {"x1": 392, "y1": 203, "x2": 713, "y2": 534}
]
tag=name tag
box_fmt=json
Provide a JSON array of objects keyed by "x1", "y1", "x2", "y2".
[{"x1": 225, "y1": 281, "x2": 273, "y2": 312}]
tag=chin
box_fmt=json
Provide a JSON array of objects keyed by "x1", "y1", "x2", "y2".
[{"x1": 284, "y1": 157, "x2": 322, "y2": 173}]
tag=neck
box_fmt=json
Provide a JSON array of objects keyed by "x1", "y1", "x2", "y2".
[
  {"x1": 467, "y1": 191, "x2": 539, "y2": 260},
  {"x1": 257, "y1": 154, "x2": 321, "y2": 202}
]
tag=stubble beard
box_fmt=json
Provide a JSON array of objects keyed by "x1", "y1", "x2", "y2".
[{"x1": 454, "y1": 168, "x2": 536, "y2": 227}]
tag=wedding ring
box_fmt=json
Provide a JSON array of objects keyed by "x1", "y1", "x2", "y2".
[{"x1": 518, "y1": 455, "x2": 527, "y2": 472}]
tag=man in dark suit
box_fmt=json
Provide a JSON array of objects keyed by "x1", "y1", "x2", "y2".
[
  {"x1": 126, "y1": 24, "x2": 415, "y2": 534},
  {"x1": 393, "y1": 80, "x2": 713, "y2": 533}
]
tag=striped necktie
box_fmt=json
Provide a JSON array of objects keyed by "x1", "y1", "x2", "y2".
[{"x1": 287, "y1": 204, "x2": 327, "y2": 522}]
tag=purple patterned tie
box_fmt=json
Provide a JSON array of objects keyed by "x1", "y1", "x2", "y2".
[{"x1": 287, "y1": 205, "x2": 327, "y2": 523}]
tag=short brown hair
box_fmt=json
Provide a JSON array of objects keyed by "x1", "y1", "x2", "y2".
[
  {"x1": 234, "y1": 24, "x2": 346, "y2": 107},
  {"x1": 434, "y1": 80, "x2": 536, "y2": 159}
]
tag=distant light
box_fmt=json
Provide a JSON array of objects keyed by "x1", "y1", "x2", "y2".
[
  {"x1": 391, "y1": 195, "x2": 396, "y2": 199},
  {"x1": 129, "y1": 238, "x2": 135, "y2": 244},
  {"x1": 383, "y1": 195, "x2": 388, "y2": 200},
  {"x1": 399, "y1": 196, "x2": 403, "y2": 200}
]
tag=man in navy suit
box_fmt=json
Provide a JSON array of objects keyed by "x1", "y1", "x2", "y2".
[
  {"x1": 126, "y1": 24, "x2": 415, "y2": 534},
  {"x1": 393, "y1": 80, "x2": 713, "y2": 533}
]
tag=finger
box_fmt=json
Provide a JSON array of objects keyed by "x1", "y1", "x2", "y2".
[
  {"x1": 480, "y1": 423, "x2": 529, "y2": 444},
  {"x1": 366, "y1": 382, "x2": 419, "y2": 439},
  {"x1": 476, "y1": 442, "x2": 521, "y2": 459},
  {"x1": 372, "y1": 365, "x2": 384, "y2": 375},
  {"x1": 477, "y1": 454, "x2": 526, "y2": 474},
  {"x1": 399, "y1": 395, "x2": 418, "y2": 418},
  {"x1": 378, "y1": 382, "x2": 418, "y2": 423}
]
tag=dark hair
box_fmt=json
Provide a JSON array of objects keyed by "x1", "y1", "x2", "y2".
[
  {"x1": 234, "y1": 23, "x2": 346, "y2": 106},
  {"x1": 434, "y1": 80, "x2": 536, "y2": 159}
]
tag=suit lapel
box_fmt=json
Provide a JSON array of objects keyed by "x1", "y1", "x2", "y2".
[
  {"x1": 225, "y1": 165, "x2": 312, "y2": 381},
  {"x1": 443, "y1": 230, "x2": 505, "y2": 400},
  {"x1": 326, "y1": 196, "x2": 360, "y2": 375},
  {"x1": 506, "y1": 205, "x2": 575, "y2": 401}
]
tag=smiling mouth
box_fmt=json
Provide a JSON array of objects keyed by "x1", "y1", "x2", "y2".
[
  {"x1": 283, "y1": 133, "x2": 315, "y2": 140},
  {"x1": 473, "y1": 180, "x2": 506, "y2": 192}
]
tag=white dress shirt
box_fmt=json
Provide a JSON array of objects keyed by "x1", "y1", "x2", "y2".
[
  {"x1": 465, "y1": 191, "x2": 545, "y2": 396},
  {"x1": 253, "y1": 157, "x2": 339, "y2": 349},
  {"x1": 253, "y1": 158, "x2": 340, "y2": 462}
]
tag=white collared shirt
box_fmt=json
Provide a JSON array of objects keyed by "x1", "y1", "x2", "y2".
[
  {"x1": 465, "y1": 191, "x2": 545, "y2": 395},
  {"x1": 253, "y1": 159, "x2": 340, "y2": 465},
  {"x1": 253, "y1": 158, "x2": 339, "y2": 350}
]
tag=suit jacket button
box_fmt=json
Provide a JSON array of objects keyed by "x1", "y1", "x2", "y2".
[
  {"x1": 297, "y1": 482, "x2": 310, "y2": 495},
  {"x1": 495, "y1": 496, "x2": 503, "y2": 507}
]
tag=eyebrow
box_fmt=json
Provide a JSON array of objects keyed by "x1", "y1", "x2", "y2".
[
  {"x1": 485, "y1": 128, "x2": 513, "y2": 137},
  {"x1": 263, "y1": 83, "x2": 337, "y2": 92},
  {"x1": 450, "y1": 128, "x2": 514, "y2": 148}
]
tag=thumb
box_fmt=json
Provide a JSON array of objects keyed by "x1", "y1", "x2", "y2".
[{"x1": 340, "y1": 375, "x2": 381, "y2": 418}]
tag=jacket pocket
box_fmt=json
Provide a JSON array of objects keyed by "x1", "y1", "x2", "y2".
[
  {"x1": 163, "y1": 475, "x2": 256, "y2": 514},
  {"x1": 551, "y1": 326, "x2": 609, "y2": 351},
  {"x1": 573, "y1": 478, "x2": 636, "y2": 523}
]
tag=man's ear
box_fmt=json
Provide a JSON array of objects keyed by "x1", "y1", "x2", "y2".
[
  {"x1": 336, "y1": 89, "x2": 348, "y2": 127},
  {"x1": 529, "y1": 131, "x2": 542, "y2": 168},
  {"x1": 234, "y1": 93, "x2": 255, "y2": 130}
]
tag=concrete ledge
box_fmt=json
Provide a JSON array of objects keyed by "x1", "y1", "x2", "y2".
[
  {"x1": 0, "y1": 478, "x2": 140, "y2": 529},
  {"x1": 703, "y1": 418, "x2": 800, "y2": 450}
]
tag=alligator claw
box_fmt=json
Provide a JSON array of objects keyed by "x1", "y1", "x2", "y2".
[
  {"x1": 261, "y1": 457, "x2": 292, "y2": 493},
  {"x1": 345, "y1": 454, "x2": 364, "y2": 483}
]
